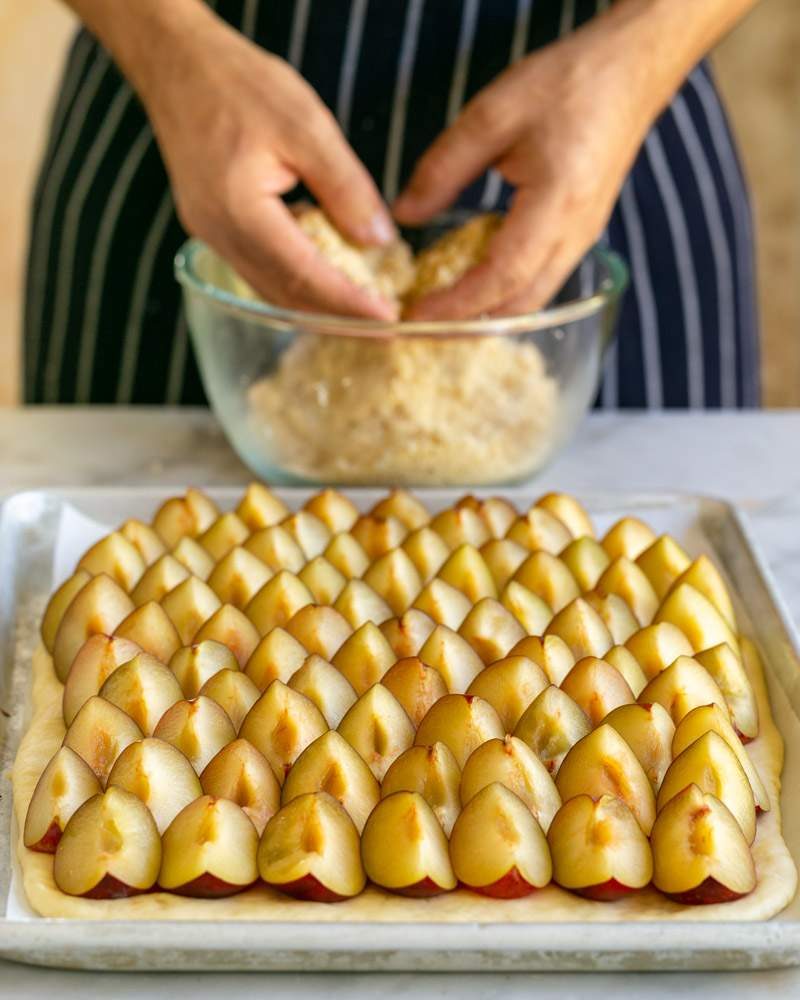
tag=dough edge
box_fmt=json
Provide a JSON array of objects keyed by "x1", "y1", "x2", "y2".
[{"x1": 11, "y1": 637, "x2": 797, "y2": 923}]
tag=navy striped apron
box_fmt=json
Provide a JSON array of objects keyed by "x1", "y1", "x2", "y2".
[{"x1": 24, "y1": 0, "x2": 760, "y2": 408}]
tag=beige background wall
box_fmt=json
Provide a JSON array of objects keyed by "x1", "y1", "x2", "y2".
[
  {"x1": 1, "y1": 0, "x2": 798, "y2": 406},
  {"x1": 713, "y1": 0, "x2": 800, "y2": 406},
  {"x1": 0, "y1": 1, "x2": 76, "y2": 406}
]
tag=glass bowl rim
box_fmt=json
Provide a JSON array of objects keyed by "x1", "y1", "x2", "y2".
[{"x1": 175, "y1": 238, "x2": 629, "y2": 339}]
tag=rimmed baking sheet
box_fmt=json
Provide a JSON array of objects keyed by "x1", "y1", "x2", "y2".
[{"x1": 1, "y1": 488, "x2": 799, "y2": 970}]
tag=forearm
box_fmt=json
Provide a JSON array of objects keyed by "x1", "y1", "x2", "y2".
[
  {"x1": 58, "y1": 0, "x2": 224, "y2": 103},
  {"x1": 573, "y1": 0, "x2": 760, "y2": 124}
]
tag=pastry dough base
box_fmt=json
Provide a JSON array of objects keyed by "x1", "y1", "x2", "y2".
[{"x1": 11, "y1": 637, "x2": 797, "y2": 922}]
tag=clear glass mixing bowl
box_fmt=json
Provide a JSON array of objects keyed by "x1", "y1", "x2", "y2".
[{"x1": 175, "y1": 219, "x2": 627, "y2": 487}]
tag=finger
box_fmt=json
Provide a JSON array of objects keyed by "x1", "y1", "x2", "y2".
[
  {"x1": 488, "y1": 218, "x2": 609, "y2": 317},
  {"x1": 405, "y1": 189, "x2": 557, "y2": 320},
  {"x1": 487, "y1": 244, "x2": 576, "y2": 317},
  {"x1": 393, "y1": 97, "x2": 505, "y2": 225},
  {"x1": 225, "y1": 196, "x2": 398, "y2": 320},
  {"x1": 293, "y1": 110, "x2": 396, "y2": 247}
]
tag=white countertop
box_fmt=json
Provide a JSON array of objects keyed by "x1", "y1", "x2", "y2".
[
  {"x1": 0, "y1": 408, "x2": 796, "y2": 500},
  {"x1": 1, "y1": 407, "x2": 799, "y2": 998}
]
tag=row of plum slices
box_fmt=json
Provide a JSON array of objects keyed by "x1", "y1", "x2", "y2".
[{"x1": 22, "y1": 486, "x2": 765, "y2": 906}]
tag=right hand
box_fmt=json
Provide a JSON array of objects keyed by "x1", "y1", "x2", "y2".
[{"x1": 140, "y1": 11, "x2": 397, "y2": 319}]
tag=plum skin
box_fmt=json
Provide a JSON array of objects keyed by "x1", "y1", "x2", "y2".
[
  {"x1": 389, "y1": 876, "x2": 452, "y2": 898},
  {"x1": 267, "y1": 873, "x2": 350, "y2": 903},
  {"x1": 83, "y1": 874, "x2": 154, "y2": 900},
  {"x1": 26, "y1": 820, "x2": 63, "y2": 854},
  {"x1": 461, "y1": 867, "x2": 542, "y2": 899},
  {"x1": 161, "y1": 872, "x2": 256, "y2": 899},
  {"x1": 573, "y1": 878, "x2": 645, "y2": 902},
  {"x1": 664, "y1": 876, "x2": 749, "y2": 905}
]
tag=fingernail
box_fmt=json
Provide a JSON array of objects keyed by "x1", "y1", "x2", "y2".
[{"x1": 367, "y1": 212, "x2": 397, "y2": 245}]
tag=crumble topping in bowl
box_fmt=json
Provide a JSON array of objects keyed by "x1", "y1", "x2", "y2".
[{"x1": 248, "y1": 333, "x2": 558, "y2": 484}]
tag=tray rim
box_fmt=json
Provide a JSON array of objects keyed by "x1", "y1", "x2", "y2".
[{"x1": 2, "y1": 486, "x2": 799, "y2": 971}]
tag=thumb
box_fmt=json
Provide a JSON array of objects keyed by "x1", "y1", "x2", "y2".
[{"x1": 393, "y1": 104, "x2": 501, "y2": 224}]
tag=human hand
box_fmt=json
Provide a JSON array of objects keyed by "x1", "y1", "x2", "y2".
[
  {"x1": 139, "y1": 9, "x2": 397, "y2": 318},
  {"x1": 393, "y1": 24, "x2": 656, "y2": 320}
]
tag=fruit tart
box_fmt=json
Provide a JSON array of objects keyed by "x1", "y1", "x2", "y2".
[{"x1": 12, "y1": 487, "x2": 796, "y2": 921}]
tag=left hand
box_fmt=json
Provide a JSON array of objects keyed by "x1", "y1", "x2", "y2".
[{"x1": 393, "y1": 27, "x2": 656, "y2": 319}]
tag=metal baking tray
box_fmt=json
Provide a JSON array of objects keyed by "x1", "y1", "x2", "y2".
[{"x1": 1, "y1": 487, "x2": 799, "y2": 972}]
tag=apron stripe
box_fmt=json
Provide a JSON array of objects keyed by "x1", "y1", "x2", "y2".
[
  {"x1": 383, "y1": 0, "x2": 426, "y2": 201},
  {"x1": 287, "y1": 0, "x2": 312, "y2": 69},
  {"x1": 601, "y1": 339, "x2": 619, "y2": 409},
  {"x1": 42, "y1": 79, "x2": 136, "y2": 403},
  {"x1": 446, "y1": 0, "x2": 481, "y2": 126},
  {"x1": 479, "y1": 171, "x2": 504, "y2": 211},
  {"x1": 510, "y1": 0, "x2": 533, "y2": 60},
  {"x1": 25, "y1": 48, "x2": 111, "y2": 401},
  {"x1": 115, "y1": 188, "x2": 176, "y2": 403},
  {"x1": 336, "y1": 0, "x2": 369, "y2": 136},
  {"x1": 643, "y1": 130, "x2": 706, "y2": 408},
  {"x1": 559, "y1": 0, "x2": 576, "y2": 36},
  {"x1": 242, "y1": 0, "x2": 259, "y2": 38},
  {"x1": 671, "y1": 94, "x2": 737, "y2": 408},
  {"x1": 165, "y1": 306, "x2": 190, "y2": 405},
  {"x1": 74, "y1": 123, "x2": 155, "y2": 402},
  {"x1": 617, "y1": 179, "x2": 663, "y2": 408},
  {"x1": 687, "y1": 66, "x2": 759, "y2": 406}
]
